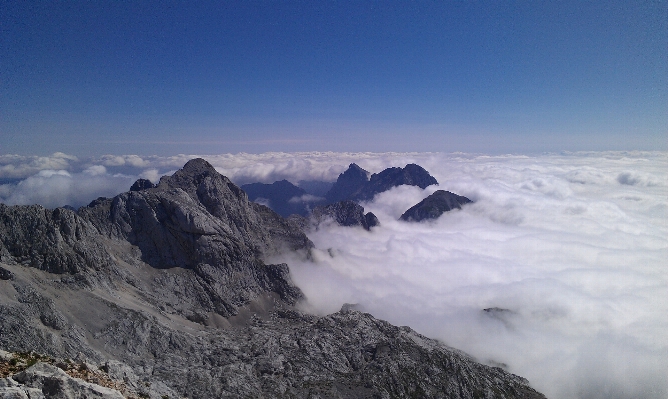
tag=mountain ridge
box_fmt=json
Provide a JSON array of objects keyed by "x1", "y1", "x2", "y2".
[{"x1": 0, "y1": 158, "x2": 545, "y2": 399}]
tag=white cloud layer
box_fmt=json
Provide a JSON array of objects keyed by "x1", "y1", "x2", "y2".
[
  {"x1": 0, "y1": 151, "x2": 666, "y2": 399},
  {"x1": 270, "y1": 151, "x2": 668, "y2": 399}
]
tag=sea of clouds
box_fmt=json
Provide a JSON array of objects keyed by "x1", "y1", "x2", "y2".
[{"x1": 1, "y1": 151, "x2": 667, "y2": 399}]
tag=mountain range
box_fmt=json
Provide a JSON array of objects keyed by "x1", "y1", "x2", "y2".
[
  {"x1": 0, "y1": 158, "x2": 543, "y2": 398},
  {"x1": 241, "y1": 163, "x2": 445, "y2": 220}
]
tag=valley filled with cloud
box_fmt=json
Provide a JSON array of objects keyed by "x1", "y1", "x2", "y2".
[{"x1": 1, "y1": 151, "x2": 666, "y2": 399}]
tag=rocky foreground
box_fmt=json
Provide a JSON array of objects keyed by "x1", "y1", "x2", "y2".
[{"x1": 0, "y1": 158, "x2": 545, "y2": 398}]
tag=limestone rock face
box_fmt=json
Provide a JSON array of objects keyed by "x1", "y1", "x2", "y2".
[
  {"x1": 11, "y1": 363, "x2": 125, "y2": 399},
  {"x1": 0, "y1": 205, "x2": 114, "y2": 274},
  {"x1": 400, "y1": 190, "x2": 473, "y2": 222}
]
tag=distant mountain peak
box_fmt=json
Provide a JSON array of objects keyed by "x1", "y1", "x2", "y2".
[
  {"x1": 400, "y1": 190, "x2": 472, "y2": 222},
  {"x1": 158, "y1": 157, "x2": 225, "y2": 192},
  {"x1": 324, "y1": 164, "x2": 370, "y2": 203},
  {"x1": 325, "y1": 163, "x2": 438, "y2": 202}
]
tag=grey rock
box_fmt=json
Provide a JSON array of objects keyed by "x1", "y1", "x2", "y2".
[
  {"x1": 0, "y1": 377, "x2": 19, "y2": 388},
  {"x1": 0, "y1": 267, "x2": 13, "y2": 281},
  {"x1": 400, "y1": 190, "x2": 472, "y2": 222},
  {"x1": 0, "y1": 385, "x2": 31, "y2": 399},
  {"x1": 0, "y1": 205, "x2": 114, "y2": 274},
  {"x1": 13, "y1": 363, "x2": 124, "y2": 399},
  {"x1": 75, "y1": 158, "x2": 312, "y2": 316},
  {"x1": 311, "y1": 201, "x2": 379, "y2": 231}
]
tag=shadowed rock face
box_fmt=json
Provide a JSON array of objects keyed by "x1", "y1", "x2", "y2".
[
  {"x1": 311, "y1": 200, "x2": 379, "y2": 231},
  {"x1": 359, "y1": 163, "x2": 439, "y2": 201},
  {"x1": 129, "y1": 178, "x2": 155, "y2": 191},
  {"x1": 325, "y1": 163, "x2": 439, "y2": 202},
  {"x1": 400, "y1": 190, "x2": 473, "y2": 222},
  {"x1": 0, "y1": 158, "x2": 546, "y2": 399},
  {"x1": 325, "y1": 163, "x2": 370, "y2": 203}
]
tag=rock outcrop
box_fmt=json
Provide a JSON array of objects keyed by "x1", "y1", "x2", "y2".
[
  {"x1": 310, "y1": 200, "x2": 380, "y2": 231},
  {"x1": 400, "y1": 190, "x2": 473, "y2": 222},
  {"x1": 0, "y1": 158, "x2": 545, "y2": 399},
  {"x1": 7, "y1": 362, "x2": 125, "y2": 399},
  {"x1": 0, "y1": 205, "x2": 115, "y2": 274}
]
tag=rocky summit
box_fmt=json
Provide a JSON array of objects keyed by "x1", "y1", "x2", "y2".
[
  {"x1": 400, "y1": 190, "x2": 473, "y2": 222},
  {"x1": 0, "y1": 158, "x2": 545, "y2": 399},
  {"x1": 325, "y1": 163, "x2": 439, "y2": 203}
]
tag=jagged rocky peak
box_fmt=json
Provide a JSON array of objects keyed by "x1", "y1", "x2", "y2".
[
  {"x1": 129, "y1": 178, "x2": 155, "y2": 191},
  {"x1": 364, "y1": 163, "x2": 438, "y2": 196},
  {"x1": 400, "y1": 190, "x2": 472, "y2": 222},
  {"x1": 157, "y1": 158, "x2": 242, "y2": 200},
  {"x1": 325, "y1": 163, "x2": 370, "y2": 203},
  {"x1": 325, "y1": 163, "x2": 439, "y2": 203},
  {"x1": 310, "y1": 200, "x2": 379, "y2": 231},
  {"x1": 342, "y1": 162, "x2": 370, "y2": 180},
  {"x1": 1, "y1": 157, "x2": 312, "y2": 317}
]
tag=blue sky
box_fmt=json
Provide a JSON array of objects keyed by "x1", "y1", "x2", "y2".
[{"x1": 1, "y1": 1, "x2": 666, "y2": 155}]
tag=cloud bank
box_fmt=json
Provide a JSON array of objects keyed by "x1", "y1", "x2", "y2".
[
  {"x1": 271, "y1": 151, "x2": 668, "y2": 399},
  {"x1": 1, "y1": 151, "x2": 666, "y2": 399}
]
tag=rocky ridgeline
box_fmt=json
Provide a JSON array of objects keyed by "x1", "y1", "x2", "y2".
[
  {"x1": 0, "y1": 158, "x2": 544, "y2": 398},
  {"x1": 241, "y1": 162, "x2": 472, "y2": 228},
  {"x1": 400, "y1": 190, "x2": 473, "y2": 222}
]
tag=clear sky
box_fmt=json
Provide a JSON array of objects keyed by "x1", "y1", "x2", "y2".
[{"x1": 1, "y1": 1, "x2": 666, "y2": 155}]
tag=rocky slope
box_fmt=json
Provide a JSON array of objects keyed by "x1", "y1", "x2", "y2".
[
  {"x1": 0, "y1": 158, "x2": 545, "y2": 399},
  {"x1": 400, "y1": 190, "x2": 473, "y2": 222}
]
